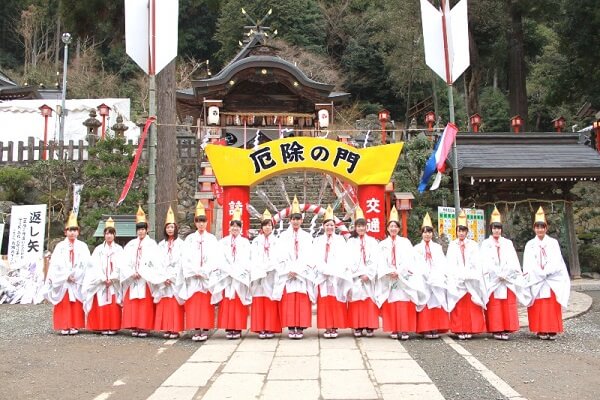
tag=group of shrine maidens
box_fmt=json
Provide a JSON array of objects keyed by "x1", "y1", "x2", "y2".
[{"x1": 44, "y1": 196, "x2": 570, "y2": 342}]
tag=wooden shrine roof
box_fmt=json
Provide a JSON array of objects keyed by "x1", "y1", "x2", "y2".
[{"x1": 449, "y1": 133, "x2": 600, "y2": 179}]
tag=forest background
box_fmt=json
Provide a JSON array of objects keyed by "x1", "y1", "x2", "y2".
[{"x1": 0, "y1": 0, "x2": 599, "y2": 271}]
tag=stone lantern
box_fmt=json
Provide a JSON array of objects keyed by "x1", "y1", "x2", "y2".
[
  {"x1": 111, "y1": 115, "x2": 129, "y2": 139},
  {"x1": 82, "y1": 109, "x2": 102, "y2": 143}
]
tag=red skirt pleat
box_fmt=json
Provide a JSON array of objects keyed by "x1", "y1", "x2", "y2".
[
  {"x1": 154, "y1": 297, "x2": 184, "y2": 332},
  {"x1": 86, "y1": 295, "x2": 121, "y2": 331},
  {"x1": 527, "y1": 290, "x2": 563, "y2": 333},
  {"x1": 416, "y1": 305, "x2": 450, "y2": 333},
  {"x1": 184, "y1": 291, "x2": 215, "y2": 330},
  {"x1": 250, "y1": 296, "x2": 282, "y2": 333},
  {"x1": 348, "y1": 299, "x2": 380, "y2": 330},
  {"x1": 485, "y1": 290, "x2": 519, "y2": 333},
  {"x1": 381, "y1": 300, "x2": 417, "y2": 333},
  {"x1": 121, "y1": 285, "x2": 155, "y2": 330},
  {"x1": 279, "y1": 291, "x2": 312, "y2": 328},
  {"x1": 217, "y1": 295, "x2": 249, "y2": 330},
  {"x1": 450, "y1": 293, "x2": 486, "y2": 334},
  {"x1": 53, "y1": 295, "x2": 85, "y2": 330},
  {"x1": 317, "y1": 295, "x2": 348, "y2": 329}
]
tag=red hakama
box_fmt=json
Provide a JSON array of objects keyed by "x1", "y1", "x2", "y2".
[
  {"x1": 416, "y1": 305, "x2": 450, "y2": 333},
  {"x1": 382, "y1": 300, "x2": 417, "y2": 332},
  {"x1": 154, "y1": 297, "x2": 184, "y2": 332},
  {"x1": 250, "y1": 296, "x2": 282, "y2": 333},
  {"x1": 121, "y1": 285, "x2": 155, "y2": 330},
  {"x1": 317, "y1": 295, "x2": 348, "y2": 329},
  {"x1": 54, "y1": 295, "x2": 85, "y2": 330},
  {"x1": 485, "y1": 290, "x2": 519, "y2": 333},
  {"x1": 184, "y1": 291, "x2": 215, "y2": 330},
  {"x1": 348, "y1": 299, "x2": 380, "y2": 330},
  {"x1": 527, "y1": 290, "x2": 563, "y2": 333},
  {"x1": 279, "y1": 291, "x2": 312, "y2": 328},
  {"x1": 450, "y1": 293, "x2": 486, "y2": 334},
  {"x1": 86, "y1": 295, "x2": 121, "y2": 331},
  {"x1": 217, "y1": 294, "x2": 249, "y2": 330}
]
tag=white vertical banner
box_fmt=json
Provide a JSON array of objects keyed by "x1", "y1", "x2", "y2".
[
  {"x1": 8, "y1": 205, "x2": 46, "y2": 266},
  {"x1": 0, "y1": 223, "x2": 4, "y2": 252},
  {"x1": 73, "y1": 183, "x2": 84, "y2": 217}
]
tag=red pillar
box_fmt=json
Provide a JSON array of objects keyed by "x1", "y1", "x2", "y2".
[
  {"x1": 222, "y1": 186, "x2": 250, "y2": 237},
  {"x1": 401, "y1": 209, "x2": 409, "y2": 238},
  {"x1": 357, "y1": 185, "x2": 386, "y2": 240}
]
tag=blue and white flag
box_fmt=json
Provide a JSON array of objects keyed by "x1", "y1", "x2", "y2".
[{"x1": 418, "y1": 122, "x2": 458, "y2": 192}]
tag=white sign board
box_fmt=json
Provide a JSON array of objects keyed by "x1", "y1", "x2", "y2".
[
  {"x1": 8, "y1": 205, "x2": 46, "y2": 266},
  {"x1": 125, "y1": 0, "x2": 179, "y2": 76}
]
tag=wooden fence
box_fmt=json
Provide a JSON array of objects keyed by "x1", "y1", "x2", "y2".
[{"x1": 0, "y1": 135, "x2": 199, "y2": 166}]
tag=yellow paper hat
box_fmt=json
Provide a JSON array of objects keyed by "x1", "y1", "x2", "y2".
[
  {"x1": 262, "y1": 209, "x2": 272, "y2": 221},
  {"x1": 534, "y1": 206, "x2": 547, "y2": 225},
  {"x1": 165, "y1": 205, "x2": 176, "y2": 226},
  {"x1": 65, "y1": 211, "x2": 78, "y2": 229},
  {"x1": 457, "y1": 209, "x2": 467, "y2": 228},
  {"x1": 354, "y1": 206, "x2": 365, "y2": 221},
  {"x1": 104, "y1": 217, "x2": 115, "y2": 229},
  {"x1": 388, "y1": 206, "x2": 399, "y2": 223},
  {"x1": 323, "y1": 205, "x2": 334, "y2": 221},
  {"x1": 490, "y1": 206, "x2": 502, "y2": 225},
  {"x1": 136, "y1": 205, "x2": 147, "y2": 224},
  {"x1": 291, "y1": 195, "x2": 301, "y2": 215},
  {"x1": 231, "y1": 206, "x2": 242, "y2": 222},
  {"x1": 195, "y1": 200, "x2": 206, "y2": 217},
  {"x1": 421, "y1": 212, "x2": 433, "y2": 229}
]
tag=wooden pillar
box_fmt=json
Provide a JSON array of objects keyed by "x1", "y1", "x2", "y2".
[{"x1": 564, "y1": 201, "x2": 581, "y2": 279}]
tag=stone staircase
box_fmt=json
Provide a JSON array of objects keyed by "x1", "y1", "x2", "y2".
[{"x1": 249, "y1": 171, "x2": 354, "y2": 234}]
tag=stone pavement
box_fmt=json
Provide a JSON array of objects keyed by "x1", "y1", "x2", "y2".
[{"x1": 148, "y1": 284, "x2": 595, "y2": 400}]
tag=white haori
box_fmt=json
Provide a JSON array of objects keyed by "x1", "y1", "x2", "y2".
[
  {"x1": 272, "y1": 226, "x2": 317, "y2": 302},
  {"x1": 479, "y1": 236, "x2": 531, "y2": 306},
  {"x1": 346, "y1": 235, "x2": 379, "y2": 303},
  {"x1": 179, "y1": 230, "x2": 219, "y2": 300},
  {"x1": 312, "y1": 233, "x2": 352, "y2": 302},
  {"x1": 445, "y1": 238, "x2": 487, "y2": 310},
  {"x1": 249, "y1": 233, "x2": 282, "y2": 300},
  {"x1": 120, "y1": 236, "x2": 163, "y2": 300},
  {"x1": 154, "y1": 237, "x2": 185, "y2": 304},
  {"x1": 83, "y1": 242, "x2": 123, "y2": 313},
  {"x1": 413, "y1": 240, "x2": 452, "y2": 311},
  {"x1": 522, "y1": 235, "x2": 570, "y2": 308},
  {"x1": 210, "y1": 234, "x2": 252, "y2": 305},
  {"x1": 44, "y1": 238, "x2": 91, "y2": 305},
  {"x1": 376, "y1": 236, "x2": 429, "y2": 309}
]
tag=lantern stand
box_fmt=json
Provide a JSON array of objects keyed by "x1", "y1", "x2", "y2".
[
  {"x1": 552, "y1": 116, "x2": 565, "y2": 133},
  {"x1": 378, "y1": 109, "x2": 390, "y2": 145},
  {"x1": 469, "y1": 113, "x2": 482, "y2": 133},
  {"x1": 394, "y1": 192, "x2": 414, "y2": 238},
  {"x1": 97, "y1": 103, "x2": 111, "y2": 139},
  {"x1": 511, "y1": 115, "x2": 523, "y2": 133},
  {"x1": 425, "y1": 111, "x2": 436, "y2": 133},
  {"x1": 39, "y1": 104, "x2": 53, "y2": 160}
]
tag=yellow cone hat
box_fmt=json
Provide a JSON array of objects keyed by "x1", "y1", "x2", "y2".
[
  {"x1": 388, "y1": 206, "x2": 399, "y2": 223},
  {"x1": 490, "y1": 206, "x2": 502, "y2": 225},
  {"x1": 195, "y1": 200, "x2": 206, "y2": 218},
  {"x1": 291, "y1": 195, "x2": 301, "y2": 216},
  {"x1": 323, "y1": 205, "x2": 334, "y2": 222},
  {"x1": 354, "y1": 206, "x2": 365, "y2": 221},
  {"x1": 534, "y1": 206, "x2": 547, "y2": 225},
  {"x1": 231, "y1": 206, "x2": 242, "y2": 222},
  {"x1": 165, "y1": 205, "x2": 176, "y2": 226},
  {"x1": 421, "y1": 212, "x2": 433, "y2": 229},
  {"x1": 262, "y1": 209, "x2": 272, "y2": 222},
  {"x1": 136, "y1": 205, "x2": 147, "y2": 224},
  {"x1": 104, "y1": 217, "x2": 115, "y2": 229},
  {"x1": 457, "y1": 209, "x2": 468, "y2": 228},
  {"x1": 65, "y1": 211, "x2": 78, "y2": 229}
]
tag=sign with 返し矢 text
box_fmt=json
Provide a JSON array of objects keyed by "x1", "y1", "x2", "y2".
[
  {"x1": 8, "y1": 205, "x2": 46, "y2": 266},
  {"x1": 205, "y1": 137, "x2": 403, "y2": 187}
]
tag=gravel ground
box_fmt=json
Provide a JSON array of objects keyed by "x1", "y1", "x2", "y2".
[{"x1": 0, "y1": 303, "x2": 200, "y2": 400}]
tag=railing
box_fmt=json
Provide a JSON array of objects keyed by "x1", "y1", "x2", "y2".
[{"x1": 0, "y1": 135, "x2": 199, "y2": 165}]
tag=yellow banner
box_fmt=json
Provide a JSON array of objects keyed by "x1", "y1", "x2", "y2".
[{"x1": 205, "y1": 137, "x2": 404, "y2": 187}]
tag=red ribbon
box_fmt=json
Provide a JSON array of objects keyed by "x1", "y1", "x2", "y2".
[
  {"x1": 117, "y1": 116, "x2": 156, "y2": 206},
  {"x1": 294, "y1": 230, "x2": 299, "y2": 260},
  {"x1": 425, "y1": 241, "x2": 432, "y2": 265},
  {"x1": 325, "y1": 235, "x2": 331, "y2": 263},
  {"x1": 391, "y1": 238, "x2": 396, "y2": 267},
  {"x1": 459, "y1": 240, "x2": 465, "y2": 265},
  {"x1": 360, "y1": 236, "x2": 366, "y2": 266},
  {"x1": 231, "y1": 236, "x2": 237, "y2": 262}
]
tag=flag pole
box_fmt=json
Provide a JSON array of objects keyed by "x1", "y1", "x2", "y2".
[
  {"x1": 147, "y1": 0, "x2": 157, "y2": 238},
  {"x1": 441, "y1": 0, "x2": 461, "y2": 221}
]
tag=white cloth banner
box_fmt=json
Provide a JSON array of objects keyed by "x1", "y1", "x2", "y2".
[
  {"x1": 73, "y1": 184, "x2": 84, "y2": 217},
  {"x1": 8, "y1": 205, "x2": 46, "y2": 266},
  {"x1": 0, "y1": 223, "x2": 4, "y2": 253}
]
